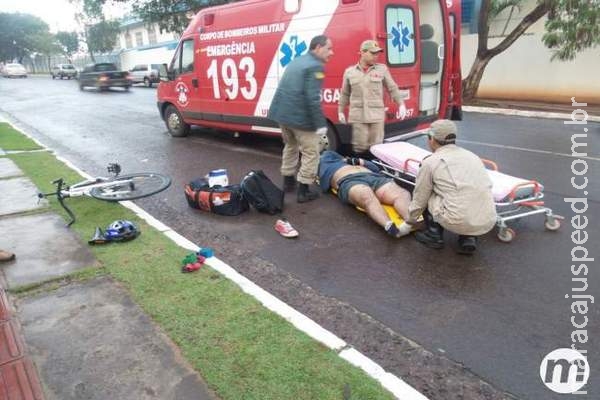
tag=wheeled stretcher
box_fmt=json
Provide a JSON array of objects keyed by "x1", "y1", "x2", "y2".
[{"x1": 370, "y1": 142, "x2": 563, "y2": 242}]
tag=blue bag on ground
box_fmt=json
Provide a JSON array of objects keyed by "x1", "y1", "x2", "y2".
[{"x1": 240, "y1": 170, "x2": 284, "y2": 215}]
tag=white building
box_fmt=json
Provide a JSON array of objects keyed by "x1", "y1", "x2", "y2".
[{"x1": 116, "y1": 16, "x2": 180, "y2": 71}]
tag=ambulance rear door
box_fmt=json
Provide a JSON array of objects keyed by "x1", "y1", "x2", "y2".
[
  {"x1": 446, "y1": 0, "x2": 463, "y2": 120},
  {"x1": 380, "y1": 1, "x2": 421, "y2": 134}
]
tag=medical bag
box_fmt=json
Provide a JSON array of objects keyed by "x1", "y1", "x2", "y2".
[{"x1": 184, "y1": 178, "x2": 249, "y2": 216}]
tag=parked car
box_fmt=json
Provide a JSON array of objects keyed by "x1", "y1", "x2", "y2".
[
  {"x1": 129, "y1": 63, "x2": 161, "y2": 87},
  {"x1": 2, "y1": 63, "x2": 27, "y2": 78},
  {"x1": 78, "y1": 63, "x2": 132, "y2": 91},
  {"x1": 51, "y1": 64, "x2": 77, "y2": 79}
]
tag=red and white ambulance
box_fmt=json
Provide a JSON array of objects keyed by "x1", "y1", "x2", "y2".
[{"x1": 157, "y1": 0, "x2": 462, "y2": 152}]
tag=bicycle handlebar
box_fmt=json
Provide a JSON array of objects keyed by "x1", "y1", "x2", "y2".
[{"x1": 38, "y1": 178, "x2": 76, "y2": 227}]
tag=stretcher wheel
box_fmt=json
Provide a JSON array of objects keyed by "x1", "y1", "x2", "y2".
[
  {"x1": 497, "y1": 227, "x2": 515, "y2": 243},
  {"x1": 544, "y1": 218, "x2": 561, "y2": 231}
]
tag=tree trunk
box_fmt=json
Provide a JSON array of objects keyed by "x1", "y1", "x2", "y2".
[
  {"x1": 461, "y1": 0, "x2": 552, "y2": 102},
  {"x1": 462, "y1": 52, "x2": 492, "y2": 101},
  {"x1": 89, "y1": 50, "x2": 96, "y2": 62}
]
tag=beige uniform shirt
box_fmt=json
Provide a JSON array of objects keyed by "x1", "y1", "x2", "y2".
[
  {"x1": 408, "y1": 145, "x2": 497, "y2": 236},
  {"x1": 338, "y1": 63, "x2": 407, "y2": 123}
]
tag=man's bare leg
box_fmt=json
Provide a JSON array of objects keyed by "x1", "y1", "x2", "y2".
[
  {"x1": 375, "y1": 182, "x2": 413, "y2": 236},
  {"x1": 347, "y1": 185, "x2": 390, "y2": 228},
  {"x1": 376, "y1": 182, "x2": 411, "y2": 220}
]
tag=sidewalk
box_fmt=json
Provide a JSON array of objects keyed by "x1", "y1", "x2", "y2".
[{"x1": 0, "y1": 157, "x2": 217, "y2": 400}]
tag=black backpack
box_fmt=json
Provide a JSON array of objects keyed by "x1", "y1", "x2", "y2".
[{"x1": 240, "y1": 170, "x2": 284, "y2": 215}]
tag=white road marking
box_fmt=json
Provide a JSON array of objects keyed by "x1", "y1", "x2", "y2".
[
  {"x1": 460, "y1": 139, "x2": 600, "y2": 162},
  {"x1": 463, "y1": 106, "x2": 600, "y2": 122}
]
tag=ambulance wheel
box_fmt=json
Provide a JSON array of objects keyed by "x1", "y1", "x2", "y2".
[
  {"x1": 544, "y1": 217, "x2": 561, "y2": 231},
  {"x1": 144, "y1": 77, "x2": 152, "y2": 88},
  {"x1": 165, "y1": 105, "x2": 189, "y2": 137},
  {"x1": 318, "y1": 122, "x2": 339, "y2": 153},
  {"x1": 497, "y1": 227, "x2": 515, "y2": 243}
]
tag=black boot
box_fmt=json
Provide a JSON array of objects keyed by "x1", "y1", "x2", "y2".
[
  {"x1": 283, "y1": 175, "x2": 297, "y2": 193},
  {"x1": 457, "y1": 235, "x2": 477, "y2": 255},
  {"x1": 297, "y1": 183, "x2": 320, "y2": 203},
  {"x1": 414, "y1": 210, "x2": 444, "y2": 249}
]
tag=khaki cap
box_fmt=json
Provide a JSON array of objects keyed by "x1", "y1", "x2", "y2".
[
  {"x1": 360, "y1": 40, "x2": 383, "y2": 53},
  {"x1": 429, "y1": 120, "x2": 457, "y2": 144}
]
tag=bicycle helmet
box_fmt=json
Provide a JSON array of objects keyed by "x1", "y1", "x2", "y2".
[{"x1": 104, "y1": 220, "x2": 140, "y2": 241}]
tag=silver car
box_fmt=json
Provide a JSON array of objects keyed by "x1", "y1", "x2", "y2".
[
  {"x1": 51, "y1": 64, "x2": 77, "y2": 79},
  {"x1": 129, "y1": 64, "x2": 162, "y2": 87},
  {"x1": 2, "y1": 63, "x2": 27, "y2": 78}
]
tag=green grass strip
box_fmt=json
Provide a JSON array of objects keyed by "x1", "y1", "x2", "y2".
[
  {"x1": 0, "y1": 122, "x2": 43, "y2": 151},
  {"x1": 8, "y1": 143, "x2": 394, "y2": 399}
]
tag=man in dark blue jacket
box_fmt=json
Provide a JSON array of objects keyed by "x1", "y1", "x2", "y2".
[{"x1": 268, "y1": 35, "x2": 334, "y2": 203}]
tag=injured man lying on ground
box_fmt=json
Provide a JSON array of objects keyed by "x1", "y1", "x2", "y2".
[{"x1": 318, "y1": 150, "x2": 413, "y2": 238}]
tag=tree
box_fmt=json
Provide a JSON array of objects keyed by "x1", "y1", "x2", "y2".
[
  {"x1": 86, "y1": 19, "x2": 121, "y2": 58},
  {"x1": 542, "y1": 0, "x2": 600, "y2": 61},
  {"x1": 80, "y1": 0, "x2": 237, "y2": 34},
  {"x1": 0, "y1": 13, "x2": 55, "y2": 62},
  {"x1": 69, "y1": 1, "x2": 121, "y2": 61},
  {"x1": 55, "y1": 31, "x2": 80, "y2": 61},
  {"x1": 463, "y1": 0, "x2": 600, "y2": 101}
]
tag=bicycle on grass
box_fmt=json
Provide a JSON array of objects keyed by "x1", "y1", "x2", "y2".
[{"x1": 38, "y1": 163, "x2": 171, "y2": 226}]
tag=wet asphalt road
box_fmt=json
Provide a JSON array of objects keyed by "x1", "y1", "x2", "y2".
[{"x1": 1, "y1": 75, "x2": 598, "y2": 400}]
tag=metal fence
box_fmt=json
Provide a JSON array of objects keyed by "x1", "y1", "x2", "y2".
[{"x1": 22, "y1": 53, "x2": 122, "y2": 74}]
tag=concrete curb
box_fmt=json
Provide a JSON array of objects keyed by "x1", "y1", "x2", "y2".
[{"x1": 0, "y1": 115, "x2": 429, "y2": 400}]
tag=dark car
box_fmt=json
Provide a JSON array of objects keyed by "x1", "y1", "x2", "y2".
[{"x1": 78, "y1": 63, "x2": 132, "y2": 91}]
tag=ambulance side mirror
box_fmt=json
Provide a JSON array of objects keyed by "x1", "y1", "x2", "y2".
[
  {"x1": 284, "y1": 0, "x2": 300, "y2": 13},
  {"x1": 159, "y1": 64, "x2": 172, "y2": 82}
]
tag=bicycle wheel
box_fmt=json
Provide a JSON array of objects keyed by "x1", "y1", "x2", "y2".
[{"x1": 89, "y1": 173, "x2": 171, "y2": 201}]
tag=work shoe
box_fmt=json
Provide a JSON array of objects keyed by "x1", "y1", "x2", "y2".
[
  {"x1": 274, "y1": 219, "x2": 299, "y2": 238},
  {"x1": 297, "y1": 183, "x2": 320, "y2": 203},
  {"x1": 457, "y1": 235, "x2": 477, "y2": 255},
  {"x1": 283, "y1": 175, "x2": 297, "y2": 192},
  {"x1": 415, "y1": 230, "x2": 444, "y2": 249},
  {"x1": 0, "y1": 250, "x2": 15, "y2": 262},
  {"x1": 415, "y1": 210, "x2": 444, "y2": 249}
]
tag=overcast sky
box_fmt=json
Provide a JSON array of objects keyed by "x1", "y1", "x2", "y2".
[{"x1": 0, "y1": 0, "x2": 130, "y2": 32}]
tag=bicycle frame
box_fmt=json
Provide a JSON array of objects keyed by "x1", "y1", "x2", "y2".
[
  {"x1": 39, "y1": 174, "x2": 136, "y2": 227},
  {"x1": 66, "y1": 177, "x2": 135, "y2": 197}
]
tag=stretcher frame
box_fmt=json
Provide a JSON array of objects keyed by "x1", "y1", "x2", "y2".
[{"x1": 371, "y1": 157, "x2": 563, "y2": 242}]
